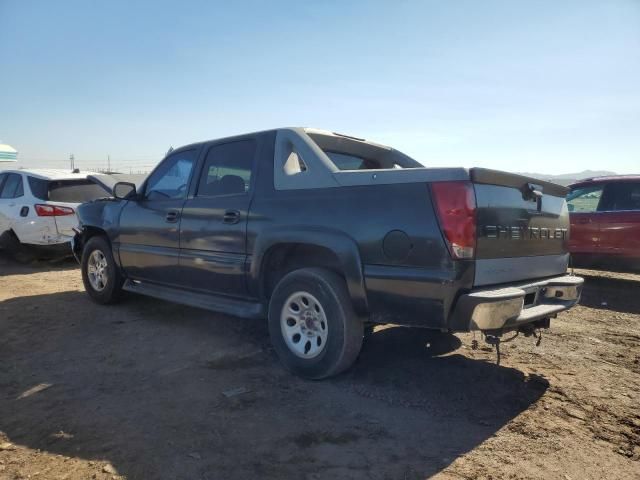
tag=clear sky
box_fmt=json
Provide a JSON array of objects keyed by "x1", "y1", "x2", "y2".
[{"x1": 1, "y1": 0, "x2": 639, "y2": 174}]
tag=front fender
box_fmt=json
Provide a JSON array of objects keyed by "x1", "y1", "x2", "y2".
[
  {"x1": 74, "y1": 198, "x2": 126, "y2": 264},
  {"x1": 75, "y1": 198, "x2": 123, "y2": 236}
]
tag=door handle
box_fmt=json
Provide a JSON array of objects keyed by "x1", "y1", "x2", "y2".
[
  {"x1": 223, "y1": 209, "x2": 241, "y2": 224},
  {"x1": 578, "y1": 218, "x2": 590, "y2": 224},
  {"x1": 165, "y1": 210, "x2": 180, "y2": 223}
]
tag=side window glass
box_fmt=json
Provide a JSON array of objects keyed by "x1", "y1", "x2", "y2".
[
  {"x1": 600, "y1": 182, "x2": 640, "y2": 212},
  {"x1": 566, "y1": 185, "x2": 603, "y2": 213},
  {"x1": 197, "y1": 140, "x2": 256, "y2": 197},
  {"x1": 28, "y1": 176, "x2": 49, "y2": 200},
  {"x1": 145, "y1": 150, "x2": 196, "y2": 200},
  {"x1": 14, "y1": 176, "x2": 24, "y2": 197},
  {"x1": 0, "y1": 174, "x2": 7, "y2": 194},
  {"x1": 283, "y1": 151, "x2": 307, "y2": 175},
  {"x1": 626, "y1": 184, "x2": 640, "y2": 211},
  {"x1": 0, "y1": 174, "x2": 24, "y2": 199}
]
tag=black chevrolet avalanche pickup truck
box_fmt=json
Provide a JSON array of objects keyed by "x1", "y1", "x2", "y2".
[{"x1": 73, "y1": 128, "x2": 583, "y2": 379}]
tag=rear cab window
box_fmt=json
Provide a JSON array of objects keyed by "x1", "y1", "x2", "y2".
[
  {"x1": 324, "y1": 152, "x2": 385, "y2": 170},
  {"x1": 28, "y1": 176, "x2": 109, "y2": 202},
  {"x1": 306, "y1": 131, "x2": 422, "y2": 171}
]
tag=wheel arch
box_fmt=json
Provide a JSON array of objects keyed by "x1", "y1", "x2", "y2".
[
  {"x1": 77, "y1": 225, "x2": 122, "y2": 267},
  {"x1": 0, "y1": 228, "x2": 24, "y2": 249},
  {"x1": 250, "y1": 227, "x2": 368, "y2": 315},
  {"x1": 82, "y1": 225, "x2": 109, "y2": 241}
]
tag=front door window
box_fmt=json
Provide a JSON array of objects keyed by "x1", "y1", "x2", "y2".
[{"x1": 145, "y1": 150, "x2": 197, "y2": 201}]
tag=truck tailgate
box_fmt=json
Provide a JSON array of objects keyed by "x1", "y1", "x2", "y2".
[{"x1": 471, "y1": 168, "x2": 570, "y2": 286}]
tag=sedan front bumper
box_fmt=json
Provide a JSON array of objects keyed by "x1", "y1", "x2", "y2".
[{"x1": 450, "y1": 274, "x2": 584, "y2": 332}]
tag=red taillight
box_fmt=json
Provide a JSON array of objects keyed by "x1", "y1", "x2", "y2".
[
  {"x1": 430, "y1": 181, "x2": 476, "y2": 260},
  {"x1": 34, "y1": 204, "x2": 75, "y2": 217}
]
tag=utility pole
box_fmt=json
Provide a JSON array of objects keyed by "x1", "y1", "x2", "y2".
[
  {"x1": 70, "y1": 154, "x2": 75, "y2": 171},
  {"x1": 107, "y1": 154, "x2": 111, "y2": 173}
]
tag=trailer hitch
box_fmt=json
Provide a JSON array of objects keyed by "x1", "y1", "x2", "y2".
[{"x1": 484, "y1": 331, "x2": 520, "y2": 365}]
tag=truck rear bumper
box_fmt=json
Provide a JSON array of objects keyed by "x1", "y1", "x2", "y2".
[{"x1": 450, "y1": 274, "x2": 583, "y2": 332}]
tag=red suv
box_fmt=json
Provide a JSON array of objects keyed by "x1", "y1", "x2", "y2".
[{"x1": 567, "y1": 175, "x2": 640, "y2": 271}]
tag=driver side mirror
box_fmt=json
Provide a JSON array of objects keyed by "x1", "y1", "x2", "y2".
[{"x1": 113, "y1": 182, "x2": 137, "y2": 200}]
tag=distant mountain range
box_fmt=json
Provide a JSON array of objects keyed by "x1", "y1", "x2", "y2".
[{"x1": 516, "y1": 170, "x2": 617, "y2": 186}]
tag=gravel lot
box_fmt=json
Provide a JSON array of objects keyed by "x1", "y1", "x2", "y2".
[{"x1": 1, "y1": 254, "x2": 639, "y2": 479}]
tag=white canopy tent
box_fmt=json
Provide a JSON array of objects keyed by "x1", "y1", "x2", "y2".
[{"x1": 0, "y1": 143, "x2": 18, "y2": 162}]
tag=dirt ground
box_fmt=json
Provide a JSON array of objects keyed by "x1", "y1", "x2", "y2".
[{"x1": 0, "y1": 255, "x2": 638, "y2": 480}]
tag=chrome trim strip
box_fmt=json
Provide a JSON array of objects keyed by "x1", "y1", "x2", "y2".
[{"x1": 474, "y1": 253, "x2": 570, "y2": 287}]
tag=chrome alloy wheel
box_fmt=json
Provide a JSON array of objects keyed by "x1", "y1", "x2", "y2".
[
  {"x1": 280, "y1": 291, "x2": 329, "y2": 358},
  {"x1": 87, "y1": 250, "x2": 108, "y2": 292}
]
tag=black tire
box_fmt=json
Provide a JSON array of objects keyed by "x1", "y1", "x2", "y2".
[
  {"x1": 1, "y1": 231, "x2": 35, "y2": 264},
  {"x1": 364, "y1": 323, "x2": 376, "y2": 337},
  {"x1": 81, "y1": 236, "x2": 123, "y2": 304},
  {"x1": 268, "y1": 267, "x2": 364, "y2": 379}
]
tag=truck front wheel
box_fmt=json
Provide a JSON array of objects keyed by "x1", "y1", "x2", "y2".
[
  {"x1": 268, "y1": 267, "x2": 364, "y2": 379},
  {"x1": 81, "y1": 236, "x2": 123, "y2": 304}
]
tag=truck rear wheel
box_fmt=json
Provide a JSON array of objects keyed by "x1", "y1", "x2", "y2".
[
  {"x1": 81, "y1": 236, "x2": 123, "y2": 304},
  {"x1": 268, "y1": 267, "x2": 364, "y2": 379}
]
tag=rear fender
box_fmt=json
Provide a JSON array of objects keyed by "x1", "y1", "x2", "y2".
[
  {"x1": 11, "y1": 217, "x2": 59, "y2": 245},
  {"x1": 250, "y1": 227, "x2": 368, "y2": 314}
]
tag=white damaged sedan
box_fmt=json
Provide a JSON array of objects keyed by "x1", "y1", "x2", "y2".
[{"x1": 0, "y1": 169, "x2": 111, "y2": 261}]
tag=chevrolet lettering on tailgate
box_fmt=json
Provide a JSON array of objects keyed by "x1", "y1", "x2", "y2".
[{"x1": 483, "y1": 225, "x2": 568, "y2": 240}]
